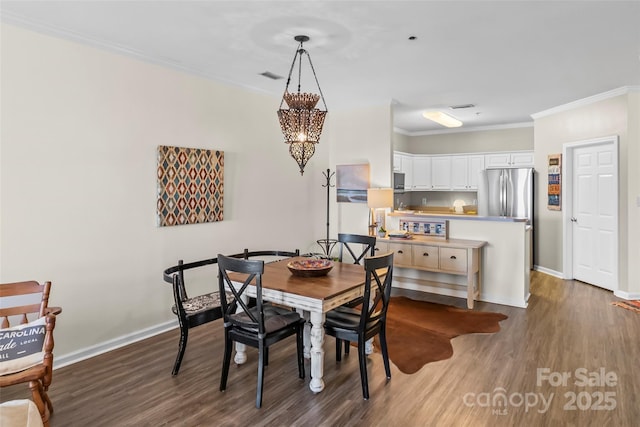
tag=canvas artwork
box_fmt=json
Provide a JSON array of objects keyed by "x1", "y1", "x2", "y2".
[
  {"x1": 157, "y1": 145, "x2": 224, "y2": 226},
  {"x1": 547, "y1": 154, "x2": 561, "y2": 210},
  {"x1": 336, "y1": 164, "x2": 370, "y2": 203}
]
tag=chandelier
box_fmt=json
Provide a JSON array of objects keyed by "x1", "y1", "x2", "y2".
[{"x1": 277, "y1": 35, "x2": 328, "y2": 175}]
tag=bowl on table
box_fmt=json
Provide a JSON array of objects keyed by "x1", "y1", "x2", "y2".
[{"x1": 287, "y1": 258, "x2": 334, "y2": 277}]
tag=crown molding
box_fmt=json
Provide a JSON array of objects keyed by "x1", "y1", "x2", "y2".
[
  {"x1": 395, "y1": 121, "x2": 533, "y2": 137},
  {"x1": 531, "y1": 86, "x2": 640, "y2": 119}
]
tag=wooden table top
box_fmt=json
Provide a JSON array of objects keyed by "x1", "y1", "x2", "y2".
[{"x1": 227, "y1": 257, "x2": 367, "y2": 301}]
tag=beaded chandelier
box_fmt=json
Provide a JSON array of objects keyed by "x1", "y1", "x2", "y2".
[{"x1": 277, "y1": 35, "x2": 328, "y2": 175}]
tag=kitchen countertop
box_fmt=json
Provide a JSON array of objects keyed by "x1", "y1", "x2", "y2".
[{"x1": 390, "y1": 210, "x2": 528, "y2": 222}]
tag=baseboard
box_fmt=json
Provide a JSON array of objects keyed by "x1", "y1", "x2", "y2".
[
  {"x1": 613, "y1": 290, "x2": 640, "y2": 300},
  {"x1": 478, "y1": 292, "x2": 528, "y2": 309},
  {"x1": 532, "y1": 265, "x2": 563, "y2": 278},
  {"x1": 54, "y1": 319, "x2": 178, "y2": 369}
]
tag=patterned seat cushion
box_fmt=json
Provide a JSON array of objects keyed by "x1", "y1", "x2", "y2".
[{"x1": 172, "y1": 292, "x2": 221, "y2": 316}]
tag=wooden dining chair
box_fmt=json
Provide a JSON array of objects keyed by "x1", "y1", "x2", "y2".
[
  {"x1": 0, "y1": 281, "x2": 62, "y2": 427},
  {"x1": 162, "y1": 257, "x2": 223, "y2": 376},
  {"x1": 324, "y1": 252, "x2": 394, "y2": 400},
  {"x1": 217, "y1": 254, "x2": 305, "y2": 408}
]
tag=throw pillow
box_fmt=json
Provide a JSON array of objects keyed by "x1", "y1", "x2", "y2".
[{"x1": 0, "y1": 316, "x2": 46, "y2": 375}]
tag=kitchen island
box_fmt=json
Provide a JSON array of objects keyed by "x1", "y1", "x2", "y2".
[{"x1": 384, "y1": 211, "x2": 531, "y2": 308}]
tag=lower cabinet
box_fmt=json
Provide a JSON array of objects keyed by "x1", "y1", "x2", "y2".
[
  {"x1": 374, "y1": 237, "x2": 486, "y2": 309},
  {"x1": 375, "y1": 241, "x2": 468, "y2": 274}
]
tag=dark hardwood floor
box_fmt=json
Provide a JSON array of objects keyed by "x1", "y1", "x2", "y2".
[{"x1": 2, "y1": 272, "x2": 639, "y2": 426}]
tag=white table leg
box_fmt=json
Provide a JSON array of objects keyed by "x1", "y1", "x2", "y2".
[
  {"x1": 365, "y1": 338, "x2": 374, "y2": 355},
  {"x1": 296, "y1": 308, "x2": 311, "y2": 358},
  {"x1": 309, "y1": 311, "x2": 325, "y2": 393},
  {"x1": 233, "y1": 295, "x2": 249, "y2": 364}
]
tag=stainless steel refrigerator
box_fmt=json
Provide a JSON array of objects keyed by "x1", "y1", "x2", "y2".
[{"x1": 477, "y1": 168, "x2": 534, "y2": 224}]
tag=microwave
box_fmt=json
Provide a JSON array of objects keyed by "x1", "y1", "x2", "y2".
[{"x1": 393, "y1": 172, "x2": 405, "y2": 192}]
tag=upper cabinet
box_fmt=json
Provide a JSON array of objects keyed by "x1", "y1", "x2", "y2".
[
  {"x1": 393, "y1": 150, "x2": 532, "y2": 192},
  {"x1": 484, "y1": 151, "x2": 534, "y2": 168},
  {"x1": 394, "y1": 152, "x2": 413, "y2": 189},
  {"x1": 411, "y1": 156, "x2": 432, "y2": 190},
  {"x1": 451, "y1": 155, "x2": 485, "y2": 190},
  {"x1": 393, "y1": 152, "x2": 403, "y2": 172},
  {"x1": 430, "y1": 156, "x2": 452, "y2": 190}
]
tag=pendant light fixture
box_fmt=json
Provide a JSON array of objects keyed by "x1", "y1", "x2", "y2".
[{"x1": 277, "y1": 35, "x2": 328, "y2": 175}]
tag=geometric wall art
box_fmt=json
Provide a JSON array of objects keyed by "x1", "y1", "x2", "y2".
[{"x1": 156, "y1": 145, "x2": 224, "y2": 226}]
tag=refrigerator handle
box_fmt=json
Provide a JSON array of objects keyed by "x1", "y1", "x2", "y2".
[{"x1": 499, "y1": 171, "x2": 505, "y2": 216}]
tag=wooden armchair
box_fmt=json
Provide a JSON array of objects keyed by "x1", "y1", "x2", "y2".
[{"x1": 0, "y1": 281, "x2": 62, "y2": 427}]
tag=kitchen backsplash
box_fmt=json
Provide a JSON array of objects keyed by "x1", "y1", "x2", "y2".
[{"x1": 394, "y1": 191, "x2": 478, "y2": 210}]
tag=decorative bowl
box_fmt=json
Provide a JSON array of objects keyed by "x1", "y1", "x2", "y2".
[{"x1": 287, "y1": 259, "x2": 334, "y2": 277}]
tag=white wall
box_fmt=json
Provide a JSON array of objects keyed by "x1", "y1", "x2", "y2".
[
  {"x1": 1, "y1": 24, "x2": 328, "y2": 361},
  {"x1": 401, "y1": 126, "x2": 534, "y2": 154},
  {"x1": 328, "y1": 104, "x2": 394, "y2": 237},
  {"x1": 533, "y1": 90, "x2": 638, "y2": 295}
]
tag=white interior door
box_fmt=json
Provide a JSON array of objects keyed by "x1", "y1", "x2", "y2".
[{"x1": 571, "y1": 141, "x2": 617, "y2": 290}]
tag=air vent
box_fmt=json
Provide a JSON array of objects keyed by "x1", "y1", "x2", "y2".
[
  {"x1": 259, "y1": 71, "x2": 283, "y2": 80},
  {"x1": 449, "y1": 104, "x2": 475, "y2": 109}
]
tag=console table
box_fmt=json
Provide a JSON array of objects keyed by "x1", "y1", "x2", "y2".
[{"x1": 374, "y1": 237, "x2": 487, "y2": 308}]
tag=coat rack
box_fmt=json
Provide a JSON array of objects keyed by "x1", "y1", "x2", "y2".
[{"x1": 316, "y1": 169, "x2": 338, "y2": 257}]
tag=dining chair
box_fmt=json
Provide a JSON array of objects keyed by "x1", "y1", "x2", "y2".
[
  {"x1": 236, "y1": 248, "x2": 300, "y2": 261},
  {"x1": 0, "y1": 281, "x2": 62, "y2": 427},
  {"x1": 163, "y1": 257, "x2": 224, "y2": 376},
  {"x1": 324, "y1": 252, "x2": 394, "y2": 400},
  {"x1": 217, "y1": 254, "x2": 305, "y2": 408},
  {"x1": 337, "y1": 233, "x2": 376, "y2": 265},
  {"x1": 336, "y1": 233, "x2": 377, "y2": 354}
]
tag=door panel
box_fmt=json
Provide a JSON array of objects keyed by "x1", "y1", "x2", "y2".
[{"x1": 572, "y1": 143, "x2": 617, "y2": 290}]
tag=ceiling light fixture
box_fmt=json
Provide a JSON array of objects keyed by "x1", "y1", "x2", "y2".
[
  {"x1": 277, "y1": 35, "x2": 328, "y2": 175},
  {"x1": 422, "y1": 111, "x2": 462, "y2": 128}
]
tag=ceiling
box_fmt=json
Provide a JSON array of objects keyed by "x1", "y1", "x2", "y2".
[{"x1": 2, "y1": 1, "x2": 639, "y2": 135}]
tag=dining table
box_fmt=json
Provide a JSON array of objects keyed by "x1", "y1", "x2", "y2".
[{"x1": 226, "y1": 256, "x2": 370, "y2": 393}]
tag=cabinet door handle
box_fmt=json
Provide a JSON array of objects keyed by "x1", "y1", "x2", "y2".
[
  {"x1": 374, "y1": 247, "x2": 380, "y2": 251},
  {"x1": 398, "y1": 250, "x2": 404, "y2": 254},
  {"x1": 450, "y1": 255, "x2": 457, "y2": 259},
  {"x1": 423, "y1": 252, "x2": 429, "y2": 256}
]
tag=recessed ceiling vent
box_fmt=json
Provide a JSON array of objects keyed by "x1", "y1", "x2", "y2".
[
  {"x1": 260, "y1": 71, "x2": 283, "y2": 80},
  {"x1": 449, "y1": 104, "x2": 475, "y2": 110}
]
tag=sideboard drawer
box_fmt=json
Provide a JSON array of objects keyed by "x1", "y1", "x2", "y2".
[
  {"x1": 412, "y1": 245, "x2": 439, "y2": 270},
  {"x1": 439, "y1": 247, "x2": 467, "y2": 273},
  {"x1": 389, "y1": 243, "x2": 412, "y2": 266}
]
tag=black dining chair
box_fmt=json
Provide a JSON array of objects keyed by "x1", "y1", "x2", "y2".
[
  {"x1": 163, "y1": 257, "x2": 224, "y2": 376},
  {"x1": 217, "y1": 254, "x2": 305, "y2": 408},
  {"x1": 324, "y1": 251, "x2": 394, "y2": 400},
  {"x1": 337, "y1": 233, "x2": 376, "y2": 265},
  {"x1": 336, "y1": 233, "x2": 377, "y2": 355}
]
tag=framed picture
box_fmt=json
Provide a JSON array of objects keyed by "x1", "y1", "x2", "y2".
[
  {"x1": 336, "y1": 164, "x2": 369, "y2": 203},
  {"x1": 157, "y1": 145, "x2": 224, "y2": 226},
  {"x1": 547, "y1": 154, "x2": 561, "y2": 211}
]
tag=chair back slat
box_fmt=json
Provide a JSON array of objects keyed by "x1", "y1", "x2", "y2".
[
  {"x1": 218, "y1": 254, "x2": 265, "y2": 334},
  {"x1": 0, "y1": 281, "x2": 51, "y2": 327},
  {"x1": 338, "y1": 234, "x2": 376, "y2": 265},
  {"x1": 359, "y1": 252, "x2": 394, "y2": 330}
]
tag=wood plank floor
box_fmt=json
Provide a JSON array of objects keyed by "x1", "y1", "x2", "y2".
[{"x1": 2, "y1": 272, "x2": 639, "y2": 426}]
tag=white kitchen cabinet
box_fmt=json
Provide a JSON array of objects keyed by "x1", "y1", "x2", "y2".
[
  {"x1": 451, "y1": 155, "x2": 485, "y2": 190},
  {"x1": 393, "y1": 153, "x2": 402, "y2": 172},
  {"x1": 393, "y1": 152, "x2": 413, "y2": 189},
  {"x1": 411, "y1": 155, "x2": 432, "y2": 190},
  {"x1": 402, "y1": 155, "x2": 413, "y2": 189},
  {"x1": 431, "y1": 156, "x2": 452, "y2": 190},
  {"x1": 485, "y1": 151, "x2": 534, "y2": 168}
]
